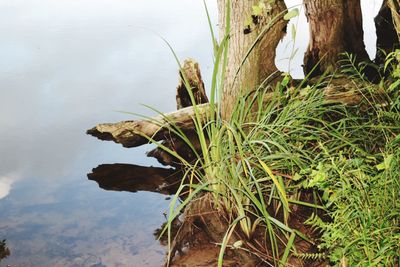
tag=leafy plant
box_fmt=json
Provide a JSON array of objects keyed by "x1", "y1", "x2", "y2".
[{"x1": 134, "y1": 2, "x2": 400, "y2": 266}]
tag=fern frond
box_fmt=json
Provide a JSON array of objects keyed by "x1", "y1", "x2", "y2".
[
  {"x1": 381, "y1": 111, "x2": 400, "y2": 122},
  {"x1": 304, "y1": 213, "x2": 327, "y2": 232},
  {"x1": 294, "y1": 252, "x2": 326, "y2": 260}
]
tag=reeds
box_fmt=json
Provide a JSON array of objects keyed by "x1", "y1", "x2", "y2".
[{"x1": 139, "y1": 4, "x2": 400, "y2": 266}]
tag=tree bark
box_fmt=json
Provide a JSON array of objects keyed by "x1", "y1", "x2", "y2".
[
  {"x1": 375, "y1": 0, "x2": 400, "y2": 64},
  {"x1": 303, "y1": 0, "x2": 369, "y2": 76},
  {"x1": 388, "y1": 0, "x2": 400, "y2": 38},
  {"x1": 217, "y1": 0, "x2": 288, "y2": 119}
]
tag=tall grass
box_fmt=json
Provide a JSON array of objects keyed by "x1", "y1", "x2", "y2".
[{"x1": 140, "y1": 3, "x2": 400, "y2": 266}]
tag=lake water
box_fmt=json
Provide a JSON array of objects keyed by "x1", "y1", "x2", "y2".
[
  {"x1": 0, "y1": 0, "x2": 381, "y2": 266},
  {"x1": 0, "y1": 1, "x2": 218, "y2": 266}
]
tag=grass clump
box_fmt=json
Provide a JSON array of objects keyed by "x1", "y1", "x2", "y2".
[
  {"x1": 161, "y1": 68, "x2": 400, "y2": 266},
  {"x1": 155, "y1": 5, "x2": 400, "y2": 265}
]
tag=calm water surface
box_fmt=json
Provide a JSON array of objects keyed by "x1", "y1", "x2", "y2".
[
  {"x1": 0, "y1": 1, "x2": 216, "y2": 266},
  {"x1": 0, "y1": 0, "x2": 381, "y2": 266}
]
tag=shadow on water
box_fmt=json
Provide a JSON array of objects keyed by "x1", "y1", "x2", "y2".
[{"x1": 0, "y1": 239, "x2": 10, "y2": 262}]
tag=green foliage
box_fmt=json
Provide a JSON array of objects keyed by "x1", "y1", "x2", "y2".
[
  {"x1": 294, "y1": 252, "x2": 326, "y2": 261},
  {"x1": 381, "y1": 111, "x2": 400, "y2": 122},
  {"x1": 305, "y1": 213, "x2": 327, "y2": 233},
  {"x1": 339, "y1": 52, "x2": 373, "y2": 81},
  {"x1": 252, "y1": 2, "x2": 267, "y2": 16},
  {"x1": 311, "y1": 150, "x2": 400, "y2": 266},
  {"x1": 385, "y1": 49, "x2": 400, "y2": 92},
  {"x1": 283, "y1": 8, "x2": 299, "y2": 21},
  {"x1": 206, "y1": 58, "x2": 399, "y2": 265},
  {"x1": 243, "y1": 0, "x2": 286, "y2": 34},
  {"x1": 384, "y1": 49, "x2": 400, "y2": 79},
  {"x1": 137, "y1": 4, "x2": 400, "y2": 266},
  {"x1": 299, "y1": 54, "x2": 400, "y2": 266},
  {"x1": 243, "y1": 0, "x2": 298, "y2": 36}
]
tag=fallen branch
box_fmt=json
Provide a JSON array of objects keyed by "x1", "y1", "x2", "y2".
[
  {"x1": 86, "y1": 103, "x2": 209, "y2": 148},
  {"x1": 87, "y1": 74, "x2": 383, "y2": 154}
]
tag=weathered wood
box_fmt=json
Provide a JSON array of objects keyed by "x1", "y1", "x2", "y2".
[
  {"x1": 87, "y1": 81, "x2": 381, "y2": 150},
  {"x1": 303, "y1": 0, "x2": 370, "y2": 76},
  {"x1": 268, "y1": 78, "x2": 381, "y2": 106},
  {"x1": 320, "y1": 77, "x2": 371, "y2": 105},
  {"x1": 86, "y1": 103, "x2": 209, "y2": 148},
  {"x1": 217, "y1": 0, "x2": 288, "y2": 119},
  {"x1": 176, "y1": 59, "x2": 208, "y2": 109},
  {"x1": 147, "y1": 132, "x2": 202, "y2": 167},
  {"x1": 87, "y1": 58, "x2": 209, "y2": 160},
  {"x1": 146, "y1": 58, "x2": 208, "y2": 166}
]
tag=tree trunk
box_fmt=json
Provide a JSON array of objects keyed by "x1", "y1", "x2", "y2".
[
  {"x1": 217, "y1": 0, "x2": 288, "y2": 119},
  {"x1": 388, "y1": 0, "x2": 400, "y2": 38},
  {"x1": 303, "y1": 0, "x2": 369, "y2": 76},
  {"x1": 375, "y1": 0, "x2": 400, "y2": 64}
]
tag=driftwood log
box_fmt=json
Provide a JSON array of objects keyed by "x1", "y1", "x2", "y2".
[
  {"x1": 87, "y1": 74, "x2": 382, "y2": 163},
  {"x1": 86, "y1": 103, "x2": 209, "y2": 148},
  {"x1": 87, "y1": 59, "x2": 209, "y2": 166}
]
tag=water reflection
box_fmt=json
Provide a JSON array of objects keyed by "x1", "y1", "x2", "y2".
[
  {"x1": 88, "y1": 164, "x2": 182, "y2": 195},
  {"x1": 88, "y1": 164, "x2": 215, "y2": 266},
  {"x1": 0, "y1": 239, "x2": 10, "y2": 262},
  {"x1": 0, "y1": 0, "x2": 382, "y2": 265},
  {"x1": 0, "y1": 177, "x2": 170, "y2": 266},
  {"x1": 0, "y1": 0, "x2": 217, "y2": 265},
  {"x1": 88, "y1": 164, "x2": 185, "y2": 258}
]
